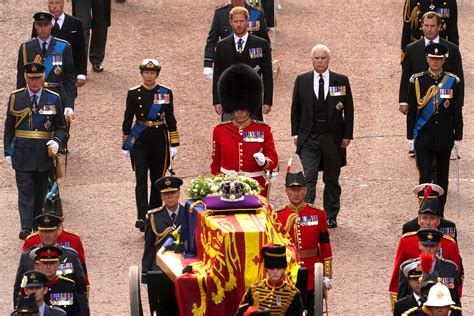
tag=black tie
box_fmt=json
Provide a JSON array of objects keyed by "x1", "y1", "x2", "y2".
[
  {"x1": 42, "y1": 41, "x2": 47, "y2": 56},
  {"x1": 170, "y1": 212, "x2": 176, "y2": 224},
  {"x1": 53, "y1": 19, "x2": 60, "y2": 33},
  {"x1": 237, "y1": 38, "x2": 244, "y2": 53},
  {"x1": 318, "y1": 74, "x2": 325, "y2": 101},
  {"x1": 31, "y1": 94, "x2": 38, "y2": 112}
]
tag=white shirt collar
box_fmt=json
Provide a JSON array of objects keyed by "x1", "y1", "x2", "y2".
[
  {"x1": 28, "y1": 87, "x2": 43, "y2": 99},
  {"x1": 39, "y1": 302, "x2": 46, "y2": 315},
  {"x1": 38, "y1": 36, "x2": 52, "y2": 46},
  {"x1": 234, "y1": 32, "x2": 249, "y2": 45},
  {"x1": 413, "y1": 293, "x2": 422, "y2": 306},
  {"x1": 54, "y1": 13, "x2": 65, "y2": 28},
  {"x1": 166, "y1": 205, "x2": 180, "y2": 218},
  {"x1": 314, "y1": 69, "x2": 330, "y2": 79},
  {"x1": 424, "y1": 36, "x2": 440, "y2": 46}
]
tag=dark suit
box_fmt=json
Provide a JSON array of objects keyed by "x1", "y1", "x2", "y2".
[
  {"x1": 399, "y1": 38, "x2": 464, "y2": 107},
  {"x1": 401, "y1": 0, "x2": 458, "y2": 52},
  {"x1": 13, "y1": 246, "x2": 88, "y2": 314},
  {"x1": 204, "y1": 2, "x2": 270, "y2": 68},
  {"x1": 16, "y1": 37, "x2": 76, "y2": 109},
  {"x1": 32, "y1": 14, "x2": 87, "y2": 78},
  {"x1": 213, "y1": 34, "x2": 272, "y2": 120},
  {"x1": 393, "y1": 294, "x2": 421, "y2": 316},
  {"x1": 71, "y1": 0, "x2": 111, "y2": 65},
  {"x1": 407, "y1": 71, "x2": 462, "y2": 212},
  {"x1": 141, "y1": 204, "x2": 186, "y2": 275},
  {"x1": 3, "y1": 88, "x2": 66, "y2": 231},
  {"x1": 291, "y1": 70, "x2": 354, "y2": 219}
]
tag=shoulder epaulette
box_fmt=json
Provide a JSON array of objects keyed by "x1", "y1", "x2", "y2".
[
  {"x1": 63, "y1": 228, "x2": 80, "y2": 238},
  {"x1": 147, "y1": 207, "x2": 163, "y2": 215},
  {"x1": 402, "y1": 231, "x2": 417, "y2": 238},
  {"x1": 439, "y1": 257, "x2": 458, "y2": 268},
  {"x1": 451, "y1": 305, "x2": 463, "y2": 311},
  {"x1": 442, "y1": 235, "x2": 455, "y2": 242},
  {"x1": 402, "y1": 306, "x2": 420, "y2": 316},
  {"x1": 308, "y1": 203, "x2": 325, "y2": 211},
  {"x1": 58, "y1": 275, "x2": 75, "y2": 283},
  {"x1": 129, "y1": 85, "x2": 141, "y2": 91},
  {"x1": 44, "y1": 88, "x2": 60, "y2": 96},
  {"x1": 409, "y1": 71, "x2": 424, "y2": 83},
  {"x1": 24, "y1": 231, "x2": 39, "y2": 241},
  {"x1": 252, "y1": 120, "x2": 269, "y2": 126},
  {"x1": 273, "y1": 205, "x2": 286, "y2": 212},
  {"x1": 158, "y1": 84, "x2": 171, "y2": 91},
  {"x1": 215, "y1": 3, "x2": 230, "y2": 10},
  {"x1": 11, "y1": 87, "x2": 26, "y2": 95},
  {"x1": 53, "y1": 37, "x2": 69, "y2": 45},
  {"x1": 445, "y1": 72, "x2": 460, "y2": 83},
  {"x1": 61, "y1": 245, "x2": 78, "y2": 254}
]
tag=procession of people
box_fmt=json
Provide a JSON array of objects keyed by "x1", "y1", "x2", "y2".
[{"x1": 2, "y1": 0, "x2": 467, "y2": 314}]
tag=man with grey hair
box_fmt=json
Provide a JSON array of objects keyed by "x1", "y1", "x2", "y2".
[{"x1": 291, "y1": 44, "x2": 354, "y2": 228}]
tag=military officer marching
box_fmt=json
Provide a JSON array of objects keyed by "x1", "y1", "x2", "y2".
[
  {"x1": 4, "y1": 62, "x2": 66, "y2": 240},
  {"x1": 122, "y1": 59, "x2": 180, "y2": 231}
]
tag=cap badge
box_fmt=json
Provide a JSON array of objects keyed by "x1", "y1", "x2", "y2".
[
  {"x1": 47, "y1": 249, "x2": 51, "y2": 255},
  {"x1": 146, "y1": 61, "x2": 154, "y2": 68},
  {"x1": 427, "y1": 233, "x2": 433, "y2": 240},
  {"x1": 434, "y1": 48, "x2": 439, "y2": 54},
  {"x1": 40, "y1": 14, "x2": 45, "y2": 19},
  {"x1": 165, "y1": 179, "x2": 171, "y2": 186},
  {"x1": 436, "y1": 290, "x2": 444, "y2": 299},
  {"x1": 31, "y1": 65, "x2": 37, "y2": 72},
  {"x1": 44, "y1": 216, "x2": 50, "y2": 224}
]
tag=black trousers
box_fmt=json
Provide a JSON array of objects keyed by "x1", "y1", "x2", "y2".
[
  {"x1": 132, "y1": 147, "x2": 168, "y2": 221},
  {"x1": 299, "y1": 133, "x2": 341, "y2": 219},
  {"x1": 89, "y1": 0, "x2": 109, "y2": 65},
  {"x1": 15, "y1": 170, "x2": 50, "y2": 230},
  {"x1": 415, "y1": 147, "x2": 451, "y2": 216}
]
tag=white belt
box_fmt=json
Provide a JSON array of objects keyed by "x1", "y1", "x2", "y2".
[{"x1": 220, "y1": 167, "x2": 264, "y2": 178}]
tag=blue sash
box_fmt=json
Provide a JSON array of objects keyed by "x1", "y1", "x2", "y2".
[
  {"x1": 43, "y1": 40, "x2": 67, "y2": 78},
  {"x1": 17, "y1": 92, "x2": 59, "y2": 131},
  {"x1": 249, "y1": 8, "x2": 261, "y2": 22},
  {"x1": 413, "y1": 76, "x2": 455, "y2": 141},
  {"x1": 123, "y1": 87, "x2": 168, "y2": 150}
]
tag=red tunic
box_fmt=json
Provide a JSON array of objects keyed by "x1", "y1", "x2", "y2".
[
  {"x1": 276, "y1": 203, "x2": 333, "y2": 290},
  {"x1": 23, "y1": 229, "x2": 90, "y2": 286},
  {"x1": 388, "y1": 232, "x2": 460, "y2": 301},
  {"x1": 211, "y1": 119, "x2": 278, "y2": 197}
]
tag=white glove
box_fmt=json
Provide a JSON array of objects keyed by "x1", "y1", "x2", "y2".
[
  {"x1": 5, "y1": 156, "x2": 12, "y2": 166},
  {"x1": 170, "y1": 146, "x2": 178, "y2": 158},
  {"x1": 454, "y1": 140, "x2": 461, "y2": 152},
  {"x1": 203, "y1": 67, "x2": 213, "y2": 80},
  {"x1": 46, "y1": 140, "x2": 59, "y2": 155},
  {"x1": 407, "y1": 139, "x2": 414, "y2": 150},
  {"x1": 64, "y1": 107, "x2": 74, "y2": 119},
  {"x1": 253, "y1": 152, "x2": 266, "y2": 167},
  {"x1": 122, "y1": 150, "x2": 130, "y2": 159},
  {"x1": 323, "y1": 277, "x2": 332, "y2": 288}
]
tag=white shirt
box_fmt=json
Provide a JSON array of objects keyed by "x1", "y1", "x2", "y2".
[
  {"x1": 234, "y1": 33, "x2": 249, "y2": 52},
  {"x1": 424, "y1": 36, "x2": 440, "y2": 46},
  {"x1": 37, "y1": 36, "x2": 52, "y2": 51},
  {"x1": 313, "y1": 69, "x2": 329, "y2": 100},
  {"x1": 39, "y1": 302, "x2": 46, "y2": 315},
  {"x1": 54, "y1": 13, "x2": 65, "y2": 29},
  {"x1": 28, "y1": 87, "x2": 43, "y2": 101},
  {"x1": 413, "y1": 293, "x2": 422, "y2": 306},
  {"x1": 166, "y1": 206, "x2": 180, "y2": 222}
]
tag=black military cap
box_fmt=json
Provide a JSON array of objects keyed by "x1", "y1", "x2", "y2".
[
  {"x1": 402, "y1": 262, "x2": 423, "y2": 279},
  {"x1": 35, "y1": 213, "x2": 62, "y2": 231},
  {"x1": 21, "y1": 270, "x2": 48, "y2": 288},
  {"x1": 218, "y1": 63, "x2": 263, "y2": 114},
  {"x1": 417, "y1": 228, "x2": 443, "y2": 246},
  {"x1": 139, "y1": 58, "x2": 161, "y2": 72},
  {"x1": 33, "y1": 11, "x2": 54, "y2": 24},
  {"x1": 33, "y1": 245, "x2": 63, "y2": 262},
  {"x1": 425, "y1": 43, "x2": 448, "y2": 58},
  {"x1": 155, "y1": 176, "x2": 183, "y2": 193},
  {"x1": 418, "y1": 198, "x2": 441, "y2": 216},
  {"x1": 261, "y1": 244, "x2": 287, "y2": 269},
  {"x1": 285, "y1": 172, "x2": 305, "y2": 187},
  {"x1": 15, "y1": 294, "x2": 39, "y2": 313},
  {"x1": 24, "y1": 62, "x2": 45, "y2": 78}
]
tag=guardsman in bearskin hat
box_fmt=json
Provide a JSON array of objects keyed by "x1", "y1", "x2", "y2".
[
  {"x1": 407, "y1": 43, "x2": 463, "y2": 214},
  {"x1": 122, "y1": 59, "x2": 180, "y2": 232},
  {"x1": 236, "y1": 244, "x2": 304, "y2": 315},
  {"x1": 275, "y1": 171, "x2": 332, "y2": 315},
  {"x1": 211, "y1": 63, "x2": 278, "y2": 198},
  {"x1": 4, "y1": 62, "x2": 66, "y2": 240}
]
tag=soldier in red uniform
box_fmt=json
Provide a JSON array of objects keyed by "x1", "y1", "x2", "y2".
[
  {"x1": 276, "y1": 172, "x2": 332, "y2": 315},
  {"x1": 388, "y1": 193, "x2": 460, "y2": 308},
  {"x1": 211, "y1": 64, "x2": 278, "y2": 197}
]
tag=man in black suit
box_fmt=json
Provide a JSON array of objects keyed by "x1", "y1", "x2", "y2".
[
  {"x1": 4, "y1": 63, "x2": 66, "y2": 239},
  {"x1": 393, "y1": 261, "x2": 423, "y2": 316},
  {"x1": 142, "y1": 176, "x2": 186, "y2": 280},
  {"x1": 212, "y1": 6, "x2": 272, "y2": 121},
  {"x1": 33, "y1": 0, "x2": 87, "y2": 88},
  {"x1": 203, "y1": 0, "x2": 270, "y2": 80},
  {"x1": 291, "y1": 44, "x2": 354, "y2": 228},
  {"x1": 71, "y1": 0, "x2": 111, "y2": 72}
]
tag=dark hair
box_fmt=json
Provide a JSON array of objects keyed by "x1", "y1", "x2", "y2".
[{"x1": 422, "y1": 11, "x2": 442, "y2": 26}]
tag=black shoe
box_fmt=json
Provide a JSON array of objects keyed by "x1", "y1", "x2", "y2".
[
  {"x1": 327, "y1": 218, "x2": 337, "y2": 229},
  {"x1": 19, "y1": 228, "x2": 32, "y2": 240},
  {"x1": 408, "y1": 148, "x2": 415, "y2": 157},
  {"x1": 135, "y1": 219, "x2": 146, "y2": 232},
  {"x1": 92, "y1": 63, "x2": 104, "y2": 73}
]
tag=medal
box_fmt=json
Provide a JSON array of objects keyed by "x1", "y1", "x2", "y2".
[{"x1": 54, "y1": 65, "x2": 62, "y2": 75}]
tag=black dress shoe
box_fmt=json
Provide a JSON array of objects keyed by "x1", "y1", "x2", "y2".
[
  {"x1": 92, "y1": 63, "x2": 104, "y2": 73},
  {"x1": 19, "y1": 228, "x2": 32, "y2": 240},
  {"x1": 135, "y1": 219, "x2": 146, "y2": 232},
  {"x1": 327, "y1": 218, "x2": 337, "y2": 229}
]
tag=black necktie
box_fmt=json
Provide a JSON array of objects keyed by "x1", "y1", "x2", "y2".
[
  {"x1": 170, "y1": 212, "x2": 176, "y2": 224},
  {"x1": 318, "y1": 74, "x2": 325, "y2": 101},
  {"x1": 53, "y1": 19, "x2": 60, "y2": 33},
  {"x1": 42, "y1": 41, "x2": 47, "y2": 56},
  {"x1": 31, "y1": 94, "x2": 38, "y2": 112},
  {"x1": 237, "y1": 38, "x2": 244, "y2": 53}
]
